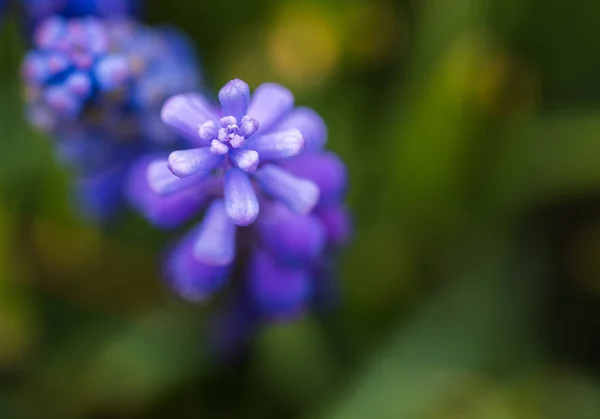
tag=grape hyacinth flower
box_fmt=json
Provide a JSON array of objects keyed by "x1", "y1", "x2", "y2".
[
  {"x1": 157, "y1": 79, "x2": 328, "y2": 225},
  {"x1": 20, "y1": 0, "x2": 140, "y2": 23},
  {"x1": 22, "y1": 15, "x2": 201, "y2": 220},
  {"x1": 127, "y1": 79, "x2": 351, "y2": 321},
  {"x1": 23, "y1": 16, "x2": 199, "y2": 136}
]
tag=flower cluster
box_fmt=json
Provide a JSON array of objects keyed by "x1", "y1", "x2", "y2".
[
  {"x1": 20, "y1": 0, "x2": 139, "y2": 23},
  {"x1": 18, "y1": 1, "x2": 352, "y2": 331},
  {"x1": 22, "y1": 15, "x2": 201, "y2": 220},
  {"x1": 127, "y1": 79, "x2": 351, "y2": 321}
]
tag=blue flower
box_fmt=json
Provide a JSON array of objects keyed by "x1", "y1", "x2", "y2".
[
  {"x1": 20, "y1": 0, "x2": 140, "y2": 23},
  {"x1": 24, "y1": 17, "x2": 200, "y2": 136},
  {"x1": 153, "y1": 79, "x2": 329, "y2": 225},
  {"x1": 127, "y1": 79, "x2": 351, "y2": 321},
  {"x1": 22, "y1": 16, "x2": 202, "y2": 221}
]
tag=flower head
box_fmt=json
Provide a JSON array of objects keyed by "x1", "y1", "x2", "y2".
[
  {"x1": 24, "y1": 16, "x2": 199, "y2": 138},
  {"x1": 21, "y1": 0, "x2": 140, "y2": 23},
  {"x1": 128, "y1": 79, "x2": 351, "y2": 321},
  {"x1": 156, "y1": 79, "x2": 330, "y2": 226},
  {"x1": 22, "y1": 15, "x2": 202, "y2": 221}
]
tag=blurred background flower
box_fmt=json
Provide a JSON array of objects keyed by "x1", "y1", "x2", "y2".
[
  {"x1": 20, "y1": 0, "x2": 140, "y2": 23},
  {"x1": 21, "y1": 14, "x2": 202, "y2": 221},
  {"x1": 1, "y1": 0, "x2": 600, "y2": 418}
]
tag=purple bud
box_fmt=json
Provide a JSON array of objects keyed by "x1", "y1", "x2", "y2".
[
  {"x1": 46, "y1": 53, "x2": 70, "y2": 74},
  {"x1": 220, "y1": 115, "x2": 237, "y2": 128},
  {"x1": 22, "y1": 52, "x2": 51, "y2": 83},
  {"x1": 230, "y1": 149, "x2": 259, "y2": 173},
  {"x1": 166, "y1": 227, "x2": 230, "y2": 302},
  {"x1": 65, "y1": 72, "x2": 92, "y2": 98},
  {"x1": 210, "y1": 139, "x2": 229, "y2": 155},
  {"x1": 275, "y1": 107, "x2": 327, "y2": 151},
  {"x1": 247, "y1": 83, "x2": 294, "y2": 134},
  {"x1": 279, "y1": 152, "x2": 347, "y2": 209},
  {"x1": 162, "y1": 93, "x2": 219, "y2": 145},
  {"x1": 224, "y1": 168, "x2": 259, "y2": 226},
  {"x1": 193, "y1": 200, "x2": 237, "y2": 266},
  {"x1": 258, "y1": 203, "x2": 326, "y2": 264},
  {"x1": 316, "y1": 205, "x2": 352, "y2": 246},
  {"x1": 254, "y1": 164, "x2": 319, "y2": 215},
  {"x1": 229, "y1": 134, "x2": 245, "y2": 148},
  {"x1": 94, "y1": 54, "x2": 130, "y2": 92},
  {"x1": 217, "y1": 128, "x2": 229, "y2": 142},
  {"x1": 126, "y1": 156, "x2": 206, "y2": 229},
  {"x1": 248, "y1": 250, "x2": 311, "y2": 321},
  {"x1": 71, "y1": 51, "x2": 93, "y2": 69},
  {"x1": 147, "y1": 159, "x2": 209, "y2": 195},
  {"x1": 44, "y1": 85, "x2": 81, "y2": 116},
  {"x1": 35, "y1": 16, "x2": 66, "y2": 50},
  {"x1": 198, "y1": 120, "x2": 218, "y2": 141},
  {"x1": 218, "y1": 79, "x2": 251, "y2": 121},
  {"x1": 168, "y1": 147, "x2": 223, "y2": 178},
  {"x1": 240, "y1": 116, "x2": 259, "y2": 138},
  {"x1": 245, "y1": 129, "x2": 304, "y2": 160}
]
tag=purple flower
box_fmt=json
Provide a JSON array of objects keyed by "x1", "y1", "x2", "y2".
[
  {"x1": 157, "y1": 79, "x2": 328, "y2": 225},
  {"x1": 23, "y1": 16, "x2": 200, "y2": 137},
  {"x1": 73, "y1": 163, "x2": 129, "y2": 223},
  {"x1": 20, "y1": 0, "x2": 140, "y2": 23},
  {"x1": 21, "y1": 16, "x2": 202, "y2": 221},
  {"x1": 127, "y1": 79, "x2": 350, "y2": 321}
]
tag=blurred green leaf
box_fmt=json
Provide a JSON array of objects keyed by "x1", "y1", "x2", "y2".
[
  {"x1": 485, "y1": 111, "x2": 600, "y2": 215},
  {"x1": 13, "y1": 306, "x2": 207, "y2": 418},
  {"x1": 0, "y1": 204, "x2": 36, "y2": 368},
  {"x1": 0, "y1": 19, "x2": 49, "y2": 186},
  {"x1": 411, "y1": 0, "x2": 492, "y2": 72},
  {"x1": 309, "y1": 231, "x2": 542, "y2": 419},
  {"x1": 252, "y1": 316, "x2": 341, "y2": 406}
]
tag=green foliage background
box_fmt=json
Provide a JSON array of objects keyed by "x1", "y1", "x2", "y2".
[{"x1": 2, "y1": 0, "x2": 600, "y2": 418}]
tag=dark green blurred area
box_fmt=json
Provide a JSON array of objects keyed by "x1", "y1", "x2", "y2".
[{"x1": 2, "y1": 0, "x2": 600, "y2": 417}]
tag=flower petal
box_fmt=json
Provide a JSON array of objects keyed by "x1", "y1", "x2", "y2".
[
  {"x1": 165, "y1": 227, "x2": 230, "y2": 302},
  {"x1": 65, "y1": 71, "x2": 92, "y2": 99},
  {"x1": 161, "y1": 93, "x2": 218, "y2": 145},
  {"x1": 258, "y1": 202, "x2": 326, "y2": 264},
  {"x1": 248, "y1": 250, "x2": 311, "y2": 321},
  {"x1": 218, "y1": 79, "x2": 250, "y2": 121},
  {"x1": 279, "y1": 151, "x2": 347, "y2": 208},
  {"x1": 193, "y1": 200, "x2": 237, "y2": 266},
  {"x1": 254, "y1": 164, "x2": 319, "y2": 215},
  {"x1": 126, "y1": 156, "x2": 206, "y2": 229},
  {"x1": 247, "y1": 83, "x2": 294, "y2": 133},
  {"x1": 245, "y1": 128, "x2": 304, "y2": 160},
  {"x1": 94, "y1": 54, "x2": 130, "y2": 92},
  {"x1": 224, "y1": 168, "x2": 259, "y2": 226},
  {"x1": 168, "y1": 147, "x2": 223, "y2": 178},
  {"x1": 44, "y1": 85, "x2": 81, "y2": 116},
  {"x1": 316, "y1": 205, "x2": 352, "y2": 246},
  {"x1": 230, "y1": 149, "x2": 259, "y2": 173},
  {"x1": 147, "y1": 158, "x2": 209, "y2": 195},
  {"x1": 274, "y1": 107, "x2": 327, "y2": 151}
]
